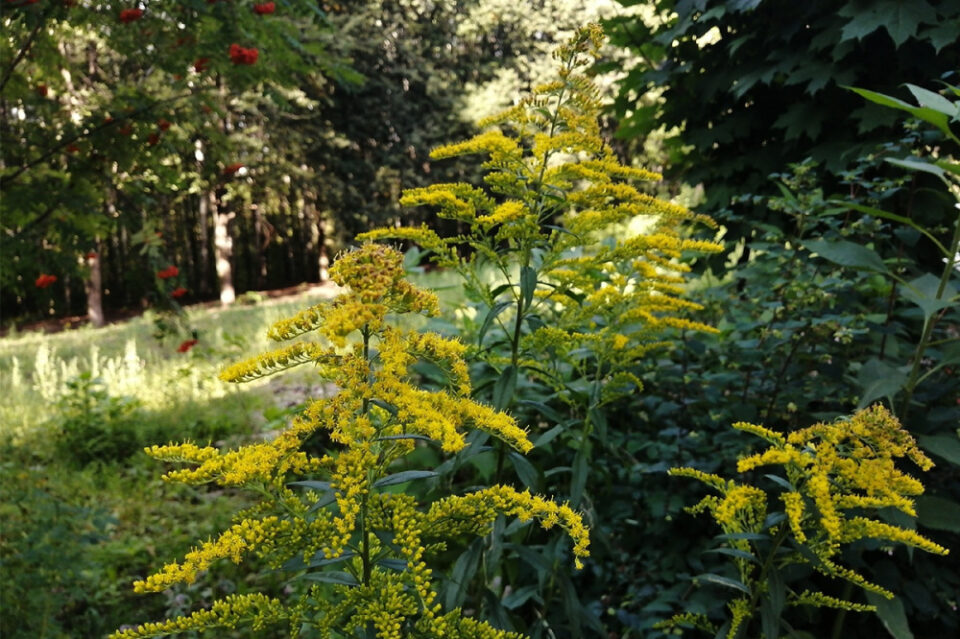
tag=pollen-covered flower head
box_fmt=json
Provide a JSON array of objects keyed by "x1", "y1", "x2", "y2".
[{"x1": 329, "y1": 243, "x2": 439, "y2": 316}]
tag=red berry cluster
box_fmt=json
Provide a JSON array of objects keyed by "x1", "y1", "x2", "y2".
[
  {"x1": 229, "y1": 44, "x2": 259, "y2": 65},
  {"x1": 119, "y1": 8, "x2": 143, "y2": 24},
  {"x1": 157, "y1": 265, "x2": 179, "y2": 279},
  {"x1": 177, "y1": 339, "x2": 198, "y2": 353},
  {"x1": 35, "y1": 273, "x2": 58, "y2": 288}
]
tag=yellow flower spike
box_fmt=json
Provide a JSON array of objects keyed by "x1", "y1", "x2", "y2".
[
  {"x1": 732, "y1": 421, "x2": 788, "y2": 446},
  {"x1": 674, "y1": 405, "x2": 948, "y2": 632},
  {"x1": 121, "y1": 36, "x2": 601, "y2": 639}
]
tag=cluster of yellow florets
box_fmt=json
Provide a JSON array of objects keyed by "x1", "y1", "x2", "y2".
[
  {"x1": 734, "y1": 404, "x2": 946, "y2": 562},
  {"x1": 664, "y1": 405, "x2": 948, "y2": 636},
  {"x1": 122, "y1": 242, "x2": 588, "y2": 638}
]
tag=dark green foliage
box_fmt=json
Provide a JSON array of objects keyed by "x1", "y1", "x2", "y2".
[{"x1": 608, "y1": 0, "x2": 960, "y2": 228}]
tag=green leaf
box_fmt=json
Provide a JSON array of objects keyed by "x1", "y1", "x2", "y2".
[
  {"x1": 828, "y1": 201, "x2": 949, "y2": 257},
  {"x1": 300, "y1": 571, "x2": 358, "y2": 586},
  {"x1": 373, "y1": 470, "x2": 437, "y2": 488},
  {"x1": 288, "y1": 480, "x2": 331, "y2": 491},
  {"x1": 502, "y1": 584, "x2": 538, "y2": 610},
  {"x1": 857, "y1": 358, "x2": 908, "y2": 408},
  {"x1": 716, "y1": 532, "x2": 770, "y2": 542},
  {"x1": 761, "y1": 566, "x2": 786, "y2": 639},
  {"x1": 695, "y1": 573, "x2": 752, "y2": 595},
  {"x1": 377, "y1": 558, "x2": 408, "y2": 571},
  {"x1": 532, "y1": 424, "x2": 565, "y2": 447},
  {"x1": 764, "y1": 473, "x2": 795, "y2": 492},
  {"x1": 508, "y1": 451, "x2": 539, "y2": 489},
  {"x1": 518, "y1": 399, "x2": 566, "y2": 424},
  {"x1": 520, "y1": 265, "x2": 537, "y2": 309},
  {"x1": 918, "y1": 23, "x2": 960, "y2": 53},
  {"x1": 848, "y1": 86, "x2": 959, "y2": 144},
  {"x1": 376, "y1": 434, "x2": 435, "y2": 443},
  {"x1": 702, "y1": 547, "x2": 759, "y2": 563},
  {"x1": 492, "y1": 365, "x2": 517, "y2": 411},
  {"x1": 865, "y1": 592, "x2": 914, "y2": 639},
  {"x1": 906, "y1": 84, "x2": 958, "y2": 117},
  {"x1": 478, "y1": 301, "x2": 511, "y2": 346},
  {"x1": 804, "y1": 239, "x2": 888, "y2": 273},
  {"x1": 916, "y1": 495, "x2": 960, "y2": 533},
  {"x1": 445, "y1": 538, "x2": 483, "y2": 610},
  {"x1": 900, "y1": 273, "x2": 956, "y2": 321},
  {"x1": 886, "y1": 157, "x2": 946, "y2": 180},
  {"x1": 839, "y1": 0, "x2": 936, "y2": 46},
  {"x1": 369, "y1": 398, "x2": 398, "y2": 417},
  {"x1": 570, "y1": 448, "x2": 589, "y2": 507},
  {"x1": 917, "y1": 434, "x2": 960, "y2": 467}
]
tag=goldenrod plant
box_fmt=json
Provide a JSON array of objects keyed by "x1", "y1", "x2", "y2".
[
  {"x1": 112, "y1": 244, "x2": 588, "y2": 639},
  {"x1": 661, "y1": 405, "x2": 948, "y2": 639},
  {"x1": 359, "y1": 24, "x2": 722, "y2": 506}
]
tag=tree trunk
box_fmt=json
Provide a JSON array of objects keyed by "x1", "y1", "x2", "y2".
[
  {"x1": 212, "y1": 192, "x2": 236, "y2": 306},
  {"x1": 84, "y1": 246, "x2": 104, "y2": 327}
]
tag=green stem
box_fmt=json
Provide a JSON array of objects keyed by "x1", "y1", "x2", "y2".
[
  {"x1": 743, "y1": 525, "x2": 789, "y2": 638},
  {"x1": 830, "y1": 582, "x2": 855, "y2": 639},
  {"x1": 360, "y1": 326, "x2": 372, "y2": 586},
  {"x1": 900, "y1": 207, "x2": 960, "y2": 422}
]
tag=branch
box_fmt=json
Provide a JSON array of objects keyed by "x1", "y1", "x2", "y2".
[
  {"x1": 0, "y1": 4, "x2": 56, "y2": 94},
  {"x1": 0, "y1": 90, "x2": 202, "y2": 189}
]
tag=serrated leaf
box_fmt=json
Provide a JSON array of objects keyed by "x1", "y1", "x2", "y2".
[
  {"x1": 840, "y1": 0, "x2": 936, "y2": 46},
  {"x1": 917, "y1": 434, "x2": 960, "y2": 467},
  {"x1": 900, "y1": 273, "x2": 956, "y2": 321},
  {"x1": 373, "y1": 470, "x2": 437, "y2": 488},
  {"x1": 695, "y1": 572, "x2": 751, "y2": 594},
  {"x1": 857, "y1": 358, "x2": 908, "y2": 408},
  {"x1": 918, "y1": 23, "x2": 960, "y2": 53},
  {"x1": 865, "y1": 592, "x2": 914, "y2": 639},
  {"x1": 804, "y1": 239, "x2": 888, "y2": 273}
]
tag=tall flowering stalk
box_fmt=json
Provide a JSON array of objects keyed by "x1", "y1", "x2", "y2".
[
  {"x1": 662, "y1": 405, "x2": 948, "y2": 639},
  {"x1": 112, "y1": 244, "x2": 588, "y2": 638},
  {"x1": 359, "y1": 24, "x2": 722, "y2": 504}
]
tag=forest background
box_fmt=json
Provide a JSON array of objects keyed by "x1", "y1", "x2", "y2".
[{"x1": 1, "y1": 1, "x2": 959, "y2": 639}]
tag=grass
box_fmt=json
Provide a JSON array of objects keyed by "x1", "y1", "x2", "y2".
[
  {"x1": 0, "y1": 286, "x2": 343, "y2": 638},
  {"x1": 0, "y1": 271, "x2": 476, "y2": 638}
]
